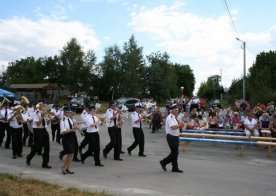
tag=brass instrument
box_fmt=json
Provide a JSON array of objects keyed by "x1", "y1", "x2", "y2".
[
  {"x1": 12, "y1": 105, "x2": 25, "y2": 124},
  {"x1": 20, "y1": 96, "x2": 30, "y2": 106},
  {"x1": 11, "y1": 96, "x2": 30, "y2": 124},
  {"x1": 0, "y1": 97, "x2": 11, "y2": 107},
  {"x1": 36, "y1": 102, "x2": 54, "y2": 119}
]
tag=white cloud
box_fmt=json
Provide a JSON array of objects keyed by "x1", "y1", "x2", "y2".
[
  {"x1": 129, "y1": 3, "x2": 275, "y2": 94},
  {"x1": 0, "y1": 17, "x2": 100, "y2": 69}
]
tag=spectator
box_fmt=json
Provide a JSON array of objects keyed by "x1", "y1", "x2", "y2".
[
  {"x1": 244, "y1": 113, "x2": 259, "y2": 136},
  {"x1": 270, "y1": 118, "x2": 276, "y2": 138},
  {"x1": 259, "y1": 113, "x2": 271, "y2": 137},
  {"x1": 198, "y1": 114, "x2": 209, "y2": 130},
  {"x1": 231, "y1": 112, "x2": 241, "y2": 130}
]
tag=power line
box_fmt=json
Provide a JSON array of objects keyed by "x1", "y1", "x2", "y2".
[{"x1": 222, "y1": 0, "x2": 239, "y2": 37}]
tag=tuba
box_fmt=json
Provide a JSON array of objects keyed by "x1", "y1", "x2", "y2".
[{"x1": 20, "y1": 96, "x2": 30, "y2": 107}]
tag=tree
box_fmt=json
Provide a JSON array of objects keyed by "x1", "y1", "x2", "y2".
[
  {"x1": 100, "y1": 44, "x2": 122, "y2": 100},
  {"x1": 146, "y1": 51, "x2": 177, "y2": 101},
  {"x1": 197, "y1": 75, "x2": 223, "y2": 100},
  {"x1": 174, "y1": 63, "x2": 195, "y2": 97},
  {"x1": 120, "y1": 35, "x2": 145, "y2": 98},
  {"x1": 60, "y1": 38, "x2": 85, "y2": 93}
]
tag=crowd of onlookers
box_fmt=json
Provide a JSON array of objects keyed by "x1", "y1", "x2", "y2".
[{"x1": 146, "y1": 98, "x2": 276, "y2": 138}]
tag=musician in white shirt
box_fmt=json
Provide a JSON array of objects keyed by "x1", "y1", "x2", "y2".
[
  {"x1": 81, "y1": 106, "x2": 103, "y2": 167},
  {"x1": 160, "y1": 104, "x2": 184, "y2": 173},
  {"x1": 8, "y1": 106, "x2": 27, "y2": 159},
  {"x1": 60, "y1": 107, "x2": 79, "y2": 174},
  {"x1": 103, "y1": 100, "x2": 122, "y2": 161},
  {"x1": 26, "y1": 102, "x2": 52, "y2": 169},
  {"x1": 127, "y1": 103, "x2": 146, "y2": 157}
]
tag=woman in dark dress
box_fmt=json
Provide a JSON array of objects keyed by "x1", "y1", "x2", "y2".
[{"x1": 59, "y1": 107, "x2": 79, "y2": 174}]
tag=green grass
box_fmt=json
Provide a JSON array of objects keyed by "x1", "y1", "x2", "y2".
[{"x1": 0, "y1": 173, "x2": 113, "y2": 196}]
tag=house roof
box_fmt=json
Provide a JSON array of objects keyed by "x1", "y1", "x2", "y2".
[{"x1": 9, "y1": 83, "x2": 60, "y2": 89}]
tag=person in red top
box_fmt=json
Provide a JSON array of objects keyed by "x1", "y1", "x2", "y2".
[{"x1": 199, "y1": 98, "x2": 205, "y2": 110}]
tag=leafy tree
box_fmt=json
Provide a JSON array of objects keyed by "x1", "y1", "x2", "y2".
[
  {"x1": 174, "y1": 63, "x2": 195, "y2": 97},
  {"x1": 120, "y1": 35, "x2": 145, "y2": 98},
  {"x1": 60, "y1": 38, "x2": 87, "y2": 94},
  {"x1": 100, "y1": 44, "x2": 122, "y2": 100},
  {"x1": 197, "y1": 75, "x2": 223, "y2": 100},
  {"x1": 146, "y1": 51, "x2": 178, "y2": 101}
]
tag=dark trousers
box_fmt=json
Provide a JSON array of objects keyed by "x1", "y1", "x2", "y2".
[
  {"x1": 103, "y1": 127, "x2": 120, "y2": 159},
  {"x1": 161, "y1": 134, "x2": 179, "y2": 170},
  {"x1": 22, "y1": 124, "x2": 30, "y2": 146},
  {"x1": 79, "y1": 129, "x2": 89, "y2": 152},
  {"x1": 128, "y1": 127, "x2": 144, "y2": 155},
  {"x1": 11, "y1": 127, "x2": 23, "y2": 156},
  {"x1": 117, "y1": 127, "x2": 122, "y2": 151},
  {"x1": 0, "y1": 122, "x2": 11, "y2": 148},
  {"x1": 82, "y1": 132, "x2": 101, "y2": 164},
  {"x1": 27, "y1": 128, "x2": 50, "y2": 166},
  {"x1": 60, "y1": 132, "x2": 79, "y2": 159},
  {"x1": 51, "y1": 122, "x2": 61, "y2": 142}
]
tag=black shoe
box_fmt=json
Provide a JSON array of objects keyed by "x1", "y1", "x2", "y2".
[
  {"x1": 66, "y1": 169, "x2": 74, "y2": 174},
  {"x1": 172, "y1": 169, "x2": 183, "y2": 173},
  {"x1": 17, "y1": 154, "x2": 23, "y2": 157},
  {"x1": 42, "y1": 164, "x2": 52, "y2": 169},
  {"x1": 127, "y1": 149, "x2": 131, "y2": 156},
  {"x1": 114, "y1": 158, "x2": 123, "y2": 161},
  {"x1": 73, "y1": 158, "x2": 81, "y2": 162},
  {"x1": 59, "y1": 151, "x2": 63, "y2": 160},
  {"x1": 139, "y1": 154, "x2": 147, "y2": 157},
  {"x1": 95, "y1": 163, "x2": 104, "y2": 167},
  {"x1": 120, "y1": 151, "x2": 125, "y2": 154},
  {"x1": 12, "y1": 155, "x2": 17, "y2": 159},
  {"x1": 160, "y1": 161, "x2": 166, "y2": 171},
  {"x1": 5, "y1": 146, "x2": 11, "y2": 149},
  {"x1": 103, "y1": 151, "x2": 107, "y2": 159}
]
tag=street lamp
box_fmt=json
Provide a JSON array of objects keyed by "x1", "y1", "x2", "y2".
[
  {"x1": 180, "y1": 86, "x2": 184, "y2": 98},
  {"x1": 236, "y1": 37, "x2": 246, "y2": 100}
]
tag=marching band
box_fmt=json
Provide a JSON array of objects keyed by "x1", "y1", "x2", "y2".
[{"x1": 0, "y1": 96, "x2": 179, "y2": 175}]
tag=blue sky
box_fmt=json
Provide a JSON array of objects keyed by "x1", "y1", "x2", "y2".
[{"x1": 1, "y1": 0, "x2": 276, "y2": 94}]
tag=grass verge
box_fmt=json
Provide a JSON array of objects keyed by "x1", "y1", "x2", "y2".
[{"x1": 0, "y1": 173, "x2": 112, "y2": 196}]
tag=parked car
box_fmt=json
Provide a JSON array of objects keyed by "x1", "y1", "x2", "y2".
[
  {"x1": 70, "y1": 97, "x2": 91, "y2": 113},
  {"x1": 115, "y1": 97, "x2": 140, "y2": 112},
  {"x1": 209, "y1": 99, "x2": 221, "y2": 108}
]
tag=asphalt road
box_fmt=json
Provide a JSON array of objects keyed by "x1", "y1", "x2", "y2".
[{"x1": 0, "y1": 112, "x2": 276, "y2": 196}]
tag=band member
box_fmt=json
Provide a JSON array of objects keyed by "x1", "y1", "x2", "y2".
[
  {"x1": 103, "y1": 100, "x2": 122, "y2": 161},
  {"x1": 0, "y1": 100, "x2": 12, "y2": 149},
  {"x1": 59, "y1": 105, "x2": 81, "y2": 162},
  {"x1": 8, "y1": 105, "x2": 27, "y2": 159},
  {"x1": 116, "y1": 105, "x2": 126, "y2": 154},
  {"x1": 160, "y1": 104, "x2": 183, "y2": 173},
  {"x1": 81, "y1": 106, "x2": 104, "y2": 166},
  {"x1": 50, "y1": 105, "x2": 61, "y2": 144},
  {"x1": 25, "y1": 103, "x2": 36, "y2": 147},
  {"x1": 127, "y1": 103, "x2": 146, "y2": 157},
  {"x1": 22, "y1": 104, "x2": 31, "y2": 146},
  {"x1": 78, "y1": 106, "x2": 90, "y2": 155},
  {"x1": 60, "y1": 107, "x2": 78, "y2": 174},
  {"x1": 26, "y1": 102, "x2": 52, "y2": 169}
]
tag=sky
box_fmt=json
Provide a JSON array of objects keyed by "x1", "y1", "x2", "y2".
[{"x1": 1, "y1": 0, "x2": 276, "y2": 95}]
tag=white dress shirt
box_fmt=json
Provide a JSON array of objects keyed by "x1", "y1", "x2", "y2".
[
  {"x1": 131, "y1": 111, "x2": 142, "y2": 128},
  {"x1": 165, "y1": 113, "x2": 180, "y2": 136},
  {"x1": 84, "y1": 114, "x2": 100, "y2": 133}
]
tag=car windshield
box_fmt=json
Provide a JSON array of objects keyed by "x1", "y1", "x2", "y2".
[{"x1": 71, "y1": 98, "x2": 83, "y2": 104}]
